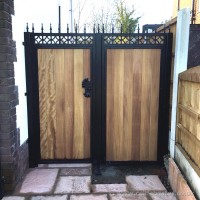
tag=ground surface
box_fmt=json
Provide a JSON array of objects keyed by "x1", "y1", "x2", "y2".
[
  {"x1": 2, "y1": 163, "x2": 177, "y2": 200},
  {"x1": 92, "y1": 164, "x2": 172, "y2": 192}
]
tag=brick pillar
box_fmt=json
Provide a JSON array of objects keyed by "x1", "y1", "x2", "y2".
[{"x1": 0, "y1": 0, "x2": 21, "y2": 194}]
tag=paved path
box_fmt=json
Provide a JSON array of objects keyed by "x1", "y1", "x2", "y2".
[{"x1": 2, "y1": 164, "x2": 177, "y2": 200}]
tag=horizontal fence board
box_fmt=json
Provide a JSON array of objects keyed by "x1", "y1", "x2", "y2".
[
  {"x1": 178, "y1": 104, "x2": 200, "y2": 121},
  {"x1": 177, "y1": 124, "x2": 200, "y2": 167},
  {"x1": 176, "y1": 144, "x2": 200, "y2": 177},
  {"x1": 179, "y1": 66, "x2": 200, "y2": 82}
]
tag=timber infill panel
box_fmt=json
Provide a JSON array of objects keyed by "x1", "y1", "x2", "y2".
[
  {"x1": 24, "y1": 30, "x2": 172, "y2": 166},
  {"x1": 38, "y1": 49, "x2": 91, "y2": 159},
  {"x1": 106, "y1": 49, "x2": 161, "y2": 161}
]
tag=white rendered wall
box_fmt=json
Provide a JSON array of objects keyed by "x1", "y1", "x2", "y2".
[{"x1": 12, "y1": 0, "x2": 69, "y2": 144}]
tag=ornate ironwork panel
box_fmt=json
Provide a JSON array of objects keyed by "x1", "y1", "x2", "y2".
[
  {"x1": 34, "y1": 34, "x2": 94, "y2": 45},
  {"x1": 32, "y1": 33, "x2": 167, "y2": 47},
  {"x1": 103, "y1": 34, "x2": 165, "y2": 45}
]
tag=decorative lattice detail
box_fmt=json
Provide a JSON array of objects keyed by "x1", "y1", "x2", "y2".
[
  {"x1": 104, "y1": 35, "x2": 165, "y2": 45},
  {"x1": 33, "y1": 34, "x2": 166, "y2": 46},
  {"x1": 34, "y1": 35, "x2": 94, "y2": 45}
]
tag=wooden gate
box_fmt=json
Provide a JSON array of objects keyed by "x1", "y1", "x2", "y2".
[{"x1": 24, "y1": 29, "x2": 172, "y2": 167}]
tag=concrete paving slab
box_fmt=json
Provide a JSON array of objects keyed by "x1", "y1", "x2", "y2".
[
  {"x1": 19, "y1": 169, "x2": 58, "y2": 194},
  {"x1": 70, "y1": 194, "x2": 108, "y2": 200},
  {"x1": 31, "y1": 195, "x2": 68, "y2": 200},
  {"x1": 38, "y1": 164, "x2": 48, "y2": 168},
  {"x1": 60, "y1": 168, "x2": 91, "y2": 176},
  {"x1": 47, "y1": 164, "x2": 91, "y2": 168},
  {"x1": 148, "y1": 192, "x2": 177, "y2": 200},
  {"x1": 91, "y1": 184, "x2": 127, "y2": 193},
  {"x1": 126, "y1": 175, "x2": 167, "y2": 192},
  {"x1": 2, "y1": 197, "x2": 25, "y2": 200},
  {"x1": 54, "y1": 176, "x2": 91, "y2": 194},
  {"x1": 109, "y1": 193, "x2": 148, "y2": 200}
]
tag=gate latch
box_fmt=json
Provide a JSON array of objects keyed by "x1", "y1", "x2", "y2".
[{"x1": 82, "y1": 78, "x2": 92, "y2": 98}]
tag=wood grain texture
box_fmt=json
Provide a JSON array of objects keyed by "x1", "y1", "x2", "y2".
[
  {"x1": 131, "y1": 50, "x2": 142, "y2": 160},
  {"x1": 38, "y1": 49, "x2": 91, "y2": 159},
  {"x1": 179, "y1": 65, "x2": 200, "y2": 83},
  {"x1": 64, "y1": 49, "x2": 74, "y2": 158},
  {"x1": 149, "y1": 50, "x2": 160, "y2": 160},
  {"x1": 106, "y1": 49, "x2": 161, "y2": 161},
  {"x1": 38, "y1": 49, "x2": 56, "y2": 159},
  {"x1": 176, "y1": 72, "x2": 200, "y2": 170}
]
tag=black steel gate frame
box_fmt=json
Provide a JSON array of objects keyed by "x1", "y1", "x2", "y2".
[
  {"x1": 0, "y1": 163, "x2": 3, "y2": 198},
  {"x1": 24, "y1": 30, "x2": 172, "y2": 167}
]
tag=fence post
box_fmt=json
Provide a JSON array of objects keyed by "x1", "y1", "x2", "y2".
[{"x1": 170, "y1": 8, "x2": 190, "y2": 158}]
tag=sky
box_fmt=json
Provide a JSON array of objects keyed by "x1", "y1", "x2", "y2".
[
  {"x1": 72, "y1": 0, "x2": 174, "y2": 31},
  {"x1": 132, "y1": 0, "x2": 174, "y2": 25},
  {"x1": 19, "y1": 0, "x2": 174, "y2": 32}
]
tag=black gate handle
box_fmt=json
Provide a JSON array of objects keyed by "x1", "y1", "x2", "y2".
[{"x1": 82, "y1": 78, "x2": 92, "y2": 98}]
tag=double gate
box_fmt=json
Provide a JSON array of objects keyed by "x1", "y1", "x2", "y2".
[{"x1": 24, "y1": 29, "x2": 172, "y2": 167}]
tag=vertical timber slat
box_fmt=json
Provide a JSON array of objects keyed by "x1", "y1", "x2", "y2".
[
  {"x1": 64, "y1": 49, "x2": 74, "y2": 158},
  {"x1": 132, "y1": 50, "x2": 142, "y2": 160},
  {"x1": 140, "y1": 50, "x2": 151, "y2": 160},
  {"x1": 55, "y1": 49, "x2": 65, "y2": 159},
  {"x1": 73, "y1": 49, "x2": 84, "y2": 158},
  {"x1": 38, "y1": 49, "x2": 56, "y2": 159},
  {"x1": 83, "y1": 49, "x2": 91, "y2": 158},
  {"x1": 149, "y1": 50, "x2": 161, "y2": 160},
  {"x1": 123, "y1": 50, "x2": 133, "y2": 160}
]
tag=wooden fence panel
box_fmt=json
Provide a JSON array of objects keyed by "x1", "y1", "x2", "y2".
[{"x1": 176, "y1": 66, "x2": 200, "y2": 171}]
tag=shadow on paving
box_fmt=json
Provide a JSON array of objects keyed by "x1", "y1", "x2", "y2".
[{"x1": 92, "y1": 164, "x2": 173, "y2": 192}]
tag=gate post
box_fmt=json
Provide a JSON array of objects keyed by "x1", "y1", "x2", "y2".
[
  {"x1": 92, "y1": 33, "x2": 103, "y2": 169},
  {"x1": 170, "y1": 8, "x2": 190, "y2": 158}
]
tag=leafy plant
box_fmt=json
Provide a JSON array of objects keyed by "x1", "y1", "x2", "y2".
[{"x1": 116, "y1": 1, "x2": 140, "y2": 33}]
